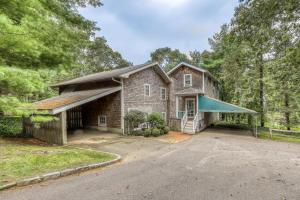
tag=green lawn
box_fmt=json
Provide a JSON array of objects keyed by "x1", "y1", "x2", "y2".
[
  {"x1": 258, "y1": 131, "x2": 300, "y2": 144},
  {"x1": 0, "y1": 142, "x2": 116, "y2": 185}
]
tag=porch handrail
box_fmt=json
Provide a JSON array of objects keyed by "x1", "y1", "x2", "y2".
[
  {"x1": 192, "y1": 112, "x2": 199, "y2": 133},
  {"x1": 181, "y1": 112, "x2": 187, "y2": 132}
]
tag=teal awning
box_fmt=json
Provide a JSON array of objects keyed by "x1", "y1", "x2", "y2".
[{"x1": 198, "y1": 95, "x2": 257, "y2": 114}]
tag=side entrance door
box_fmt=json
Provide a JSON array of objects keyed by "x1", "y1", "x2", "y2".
[{"x1": 185, "y1": 98, "x2": 195, "y2": 118}]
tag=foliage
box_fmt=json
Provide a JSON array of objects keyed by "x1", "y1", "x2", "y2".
[
  {"x1": 258, "y1": 130, "x2": 300, "y2": 144},
  {"x1": 74, "y1": 37, "x2": 131, "y2": 76},
  {"x1": 147, "y1": 112, "x2": 165, "y2": 129},
  {"x1": 150, "y1": 47, "x2": 189, "y2": 71},
  {"x1": 143, "y1": 129, "x2": 152, "y2": 137},
  {"x1": 151, "y1": 128, "x2": 161, "y2": 137},
  {"x1": 163, "y1": 126, "x2": 170, "y2": 134},
  {"x1": 125, "y1": 112, "x2": 168, "y2": 137},
  {"x1": 130, "y1": 129, "x2": 144, "y2": 136},
  {"x1": 124, "y1": 110, "x2": 147, "y2": 134},
  {"x1": 0, "y1": 117, "x2": 25, "y2": 137},
  {"x1": 30, "y1": 115, "x2": 58, "y2": 123},
  {"x1": 205, "y1": 0, "x2": 300, "y2": 130},
  {"x1": 0, "y1": 0, "x2": 130, "y2": 116}
]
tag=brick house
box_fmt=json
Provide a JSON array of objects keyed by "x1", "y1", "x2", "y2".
[{"x1": 28, "y1": 62, "x2": 255, "y2": 145}]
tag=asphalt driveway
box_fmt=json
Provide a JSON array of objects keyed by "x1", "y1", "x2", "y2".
[{"x1": 1, "y1": 128, "x2": 300, "y2": 200}]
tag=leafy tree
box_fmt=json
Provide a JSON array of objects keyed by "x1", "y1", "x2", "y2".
[
  {"x1": 0, "y1": 0, "x2": 131, "y2": 115},
  {"x1": 150, "y1": 47, "x2": 189, "y2": 71},
  {"x1": 75, "y1": 37, "x2": 131, "y2": 76},
  {"x1": 206, "y1": 0, "x2": 300, "y2": 130}
]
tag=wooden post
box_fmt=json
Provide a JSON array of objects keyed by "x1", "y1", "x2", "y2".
[
  {"x1": 269, "y1": 128, "x2": 272, "y2": 139},
  {"x1": 60, "y1": 111, "x2": 67, "y2": 145}
]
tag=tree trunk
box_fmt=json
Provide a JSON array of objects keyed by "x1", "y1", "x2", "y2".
[
  {"x1": 284, "y1": 93, "x2": 291, "y2": 130},
  {"x1": 258, "y1": 54, "x2": 265, "y2": 127}
]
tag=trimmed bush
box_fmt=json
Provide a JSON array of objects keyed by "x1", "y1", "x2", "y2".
[
  {"x1": 144, "y1": 129, "x2": 152, "y2": 137},
  {"x1": 147, "y1": 112, "x2": 165, "y2": 129},
  {"x1": 124, "y1": 110, "x2": 147, "y2": 134},
  {"x1": 0, "y1": 117, "x2": 28, "y2": 137},
  {"x1": 151, "y1": 128, "x2": 161, "y2": 137},
  {"x1": 163, "y1": 126, "x2": 170, "y2": 134},
  {"x1": 130, "y1": 129, "x2": 144, "y2": 136},
  {"x1": 160, "y1": 129, "x2": 165, "y2": 135}
]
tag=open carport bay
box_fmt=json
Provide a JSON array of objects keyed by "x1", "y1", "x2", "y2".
[{"x1": 1, "y1": 128, "x2": 300, "y2": 200}]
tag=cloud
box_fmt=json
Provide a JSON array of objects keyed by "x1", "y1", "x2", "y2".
[{"x1": 79, "y1": 0, "x2": 239, "y2": 64}]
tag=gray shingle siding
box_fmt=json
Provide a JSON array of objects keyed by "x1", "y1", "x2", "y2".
[{"x1": 123, "y1": 67, "x2": 169, "y2": 118}]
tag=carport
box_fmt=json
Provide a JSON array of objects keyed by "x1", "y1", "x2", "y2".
[
  {"x1": 198, "y1": 95, "x2": 258, "y2": 136},
  {"x1": 24, "y1": 87, "x2": 121, "y2": 145}
]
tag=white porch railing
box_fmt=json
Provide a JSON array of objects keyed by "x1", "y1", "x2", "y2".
[
  {"x1": 192, "y1": 112, "x2": 199, "y2": 133},
  {"x1": 181, "y1": 112, "x2": 187, "y2": 132}
]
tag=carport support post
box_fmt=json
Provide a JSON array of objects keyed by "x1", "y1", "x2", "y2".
[{"x1": 59, "y1": 111, "x2": 67, "y2": 145}]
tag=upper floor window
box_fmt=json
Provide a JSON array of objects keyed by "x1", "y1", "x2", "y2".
[
  {"x1": 184, "y1": 74, "x2": 192, "y2": 87},
  {"x1": 160, "y1": 87, "x2": 166, "y2": 100},
  {"x1": 144, "y1": 84, "x2": 150, "y2": 97}
]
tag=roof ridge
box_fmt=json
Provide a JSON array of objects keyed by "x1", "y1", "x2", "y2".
[{"x1": 52, "y1": 62, "x2": 156, "y2": 87}]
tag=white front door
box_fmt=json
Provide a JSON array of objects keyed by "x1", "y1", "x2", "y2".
[{"x1": 185, "y1": 98, "x2": 195, "y2": 118}]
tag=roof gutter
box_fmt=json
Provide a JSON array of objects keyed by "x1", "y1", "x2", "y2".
[{"x1": 112, "y1": 77, "x2": 121, "y2": 84}]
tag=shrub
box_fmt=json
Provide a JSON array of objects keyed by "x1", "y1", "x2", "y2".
[
  {"x1": 160, "y1": 129, "x2": 165, "y2": 135},
  {"x1": 0, "y1": 117, "x2": 29, "y2": 137},
  {"x1": 124, "y1": 110, "x2": 147, "y2": 134},
  {"x1": 151, "y1": 128, "x2": 161, "y2": 137},
  {"x1": 147, "y1": 112, "x2": 165, "y2": 129},
  {"x1": 130, "y1": 129, "x2": 144, "y2": 136},
  {"x1": 163, "y1": 126, "x2": 170, "y2": 134},
  {"x1": 144, "y1": 129, "x2": 152, "y2": 137}
]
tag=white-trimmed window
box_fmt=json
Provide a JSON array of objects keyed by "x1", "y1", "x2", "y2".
[
  {"x1": 144, "y1": 84, "x2": 150, "y2": 97},
  {"x1": 160, "y1": 87, "x2": 166, "y2": 100},
  {"x1": 161, "y1": 112, "x2": 167, "y2": 121},
  {"x1": 184, "y1": 74, "x2": 192, "y2": 87},
  {"x1": 98, "y1": 115, "x2": 107, "y2": 127}
]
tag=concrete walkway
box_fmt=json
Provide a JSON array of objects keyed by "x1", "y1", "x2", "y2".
[{"x1": 1, "y1": 128, "x2": 300, "y2": 200}]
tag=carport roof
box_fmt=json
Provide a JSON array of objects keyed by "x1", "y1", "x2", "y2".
[
  {"x1": 198, "y1": 95, "x2": 257, "y2": 114},
  {"x1": 33, "y1": 87, "x2": 121, "y2": 114}
]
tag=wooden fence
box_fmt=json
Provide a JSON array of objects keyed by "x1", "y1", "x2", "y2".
[
  {"x1": 23, "y1": 112, "x2": 67, "y2": 145},
  {"x1": 269, "y1": 128, "x2": 300, "y2": 139}
]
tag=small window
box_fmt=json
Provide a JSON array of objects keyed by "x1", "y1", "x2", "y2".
[
  {"x1": 184, "y1": 74, "x2": 192, "y2": 87},
  {"x1": 98, "y1": 115, "x2": 106, "y2": 127},
  {"x1": 161, "y1": 112, "x2": 166, "y2": 121},
  {"x1": 160, "y1": 87, "x2": 166, "y2": 100},
  {"x1": 144, "y1": 84, "x2": 150, "y2": 96}
]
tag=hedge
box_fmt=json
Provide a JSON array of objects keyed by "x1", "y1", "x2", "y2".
[{"x1": 0, "y1": 117, "x2": 30, "y2": 138}]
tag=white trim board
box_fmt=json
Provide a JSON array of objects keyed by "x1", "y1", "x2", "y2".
[
  {"x1": 144, "y1": 84, "x2": 151, "y2": 97},
  {"x1": 184, "y1": 74, "x2": 192, "y2": 87}
]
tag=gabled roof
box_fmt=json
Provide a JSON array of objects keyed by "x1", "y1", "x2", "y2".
[
  {"x1": 53, "y1": 62, "x2": 171, "y2": 87},
  {"x1": 33, "y1": 87, "x2": 121, "y2": 114},
  {"x1": 167, "y1": 62, "x2": 219, "y2": 83}
]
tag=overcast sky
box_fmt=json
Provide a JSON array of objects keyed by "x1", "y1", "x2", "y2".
[{"x1": 79, "y1": 0, "x2": 239, "y2": 64}]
